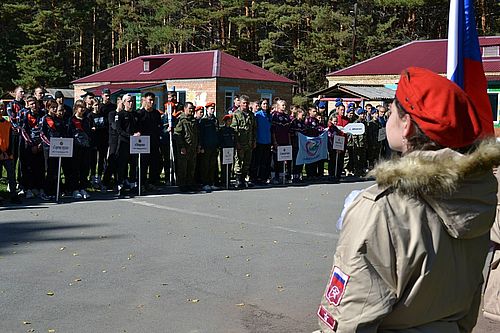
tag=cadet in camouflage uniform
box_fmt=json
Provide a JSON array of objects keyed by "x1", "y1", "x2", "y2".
[
  {"x1": 174, "y1": 102, "x2": 199, "y2": 192},
  {"x1": 349, "y1": 108, "x2": 368, "y2": 177},
  {"x1": 231, "y1": 95, "x2": 256, "y2": 188}
]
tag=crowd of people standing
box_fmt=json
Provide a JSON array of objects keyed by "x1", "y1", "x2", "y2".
[{"x1": 0, "y1": 86, "x2": 392, "y2": 203}]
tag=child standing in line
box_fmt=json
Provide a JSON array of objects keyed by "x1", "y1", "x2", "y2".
[
  {"x1": 68, "y1": 100, "x2": 93, "y2": 199},
  {"x1": 218, "y1": 114, "x2": 235, "y2": 188},
  {"x1": 289, "y1": 107, "x2": 306, "y2": 183},
  {"x1": 41, "y1": 99, "x2": 67, "y2": 200},
  {"x1": 327, "y1": 114, "x2": 346, "y2": 183},
  {"x1": 0, "y1": 113, "x2": 21, "y2": 204}
]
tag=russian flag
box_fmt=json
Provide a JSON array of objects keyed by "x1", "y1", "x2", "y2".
[{"x1": 447, "y1": 0, "x2": 494, "y2": 135}]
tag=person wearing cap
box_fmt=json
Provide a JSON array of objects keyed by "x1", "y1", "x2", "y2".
[
  {"x1": 81, "y1": 91, "x2": 95, "y2": 115},
  {"x1": 317, "y1": 67, "x2": 500, "y2": 333},
  {"x1": 54, "y1": 90, "x2": 72, "y2": 122},
  {"x1": 366, "y1": 106, "x2": 383, "y2": 169}
]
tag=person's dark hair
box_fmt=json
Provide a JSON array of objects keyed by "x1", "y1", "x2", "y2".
[
  {"x1": 259, "y1": 98, "x2": 270, "y2": 108},
  {"x1": 26, "y1": 96, "x2": 36, "y2": 103},
  {"x1": 393, "y1": 98, "x2": 445, "y2": 153},
  {"x1": 45, "y1": 99, "x2": 58, "y2": 110},
  {"x1": 144, "y1": 92, "x2": 155, "y2": 99},
  {"x1": 184, "y1": 102, "x2": 194, "y2": 110}
]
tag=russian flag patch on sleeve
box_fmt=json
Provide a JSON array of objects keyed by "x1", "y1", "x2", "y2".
[
  {"x1": 325, "y1": 266, "x2": 350, "y2": 306},
  {"x1": 317, "y1": 305, "x2": 338, "y2": 331}
]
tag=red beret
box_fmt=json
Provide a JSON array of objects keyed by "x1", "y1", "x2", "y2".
[
  {"x1": 395, "y1": 67, "x2": 482, "y2": 148},
  {"x1": 205, "y1": 102, "x2": 215, "y2": 108},
  {"x1": 195, "y1": 106, "x2": 204, "y2": 111},
  {"x1": 222, "y1": 114, "x2": 232, "y2": 121}
]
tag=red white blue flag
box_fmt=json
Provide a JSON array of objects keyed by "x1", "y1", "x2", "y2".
[{"x1": 447, "y1": 0, "x2": 494, "y2": 135}]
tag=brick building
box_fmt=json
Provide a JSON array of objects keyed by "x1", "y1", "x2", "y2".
[
  {"x1": 72, "y1": 50, "x2": 295, "y2": 117},
  {"x1": 325, "y1": 36, "x2": 500, "y2": 133}
]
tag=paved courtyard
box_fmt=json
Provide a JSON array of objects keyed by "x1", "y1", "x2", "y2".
[{"x1": 1, "y1": 182, "x2": 498, "y2": 332}]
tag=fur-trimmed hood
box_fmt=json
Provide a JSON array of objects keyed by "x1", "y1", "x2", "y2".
[{"x1": 369, "y1": 140, "x2": 500, "y2": 239}]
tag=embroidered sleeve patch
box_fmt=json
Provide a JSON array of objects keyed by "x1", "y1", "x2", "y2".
[
  {"x1": 317, "y1": 305, "x2": 338, "y2": 331},
  {"x1": 325, "y1": 266, "x2": 350, "y2": 306}
]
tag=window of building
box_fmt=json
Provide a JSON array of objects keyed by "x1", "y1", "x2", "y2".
[
  {"x1": 483, "y1": 46, "x2": 500, "y2": 57},
  {"x1": 260, "y1": 92, "x2": 273, "y2": 102},
  {"x1": 225, "y1": 91, "x2": 236, "y2": 113},
  {"x1": 489, "y1": 93, "x2": 499, "y2": 123},
  {"x1": 143, "y1": 60, "x2": 150, "y2": 72}
]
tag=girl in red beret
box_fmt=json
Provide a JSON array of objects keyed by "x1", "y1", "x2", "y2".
[{"x1": 318, "y1": 67, "x2": 500, "y2": 333}]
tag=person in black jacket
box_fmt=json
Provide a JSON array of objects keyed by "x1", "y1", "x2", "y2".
[
  {"x1": 136, "y1": 92, "x2": 161, "y2": 191},
  {"x1": 40, "y1": 99, "x2": 67, "y2": 200},
  {"x1": 68, "y1": 100, "x2": 93, "y2": 200},
  {"x1": 116, "y1": 94, "x2": 139, "y2": 195},
  {"x1": 218, "y1": 114, "x2": 235, "y2": 188},
  {"x1": 102, "y1": 96, "x2": 121, "y2": 189},
  {"x1": 198, "y1": 102, "x2": 219, "y2": 191}
]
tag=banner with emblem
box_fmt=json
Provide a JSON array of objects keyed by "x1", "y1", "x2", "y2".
[{"x1": 296, "y1": 131, "x2": 328, "y2": 165}]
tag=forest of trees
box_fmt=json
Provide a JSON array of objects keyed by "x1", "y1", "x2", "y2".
[{"x1": 0, "y1": 0, "x2": 498, "y2": 98}]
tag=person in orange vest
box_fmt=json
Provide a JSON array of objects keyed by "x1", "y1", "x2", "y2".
[{"x1": 0, "y1": 111, "x2": 21, "y2": 204}]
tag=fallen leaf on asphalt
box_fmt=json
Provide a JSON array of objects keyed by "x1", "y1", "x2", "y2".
[
  {"x1": 74, "y1": 278, "x2": 82, "y2": 282},
  {"x1": 59, "y1": 247, "x2": 65, "y2": 251},
  {"x1": 99, "y1": 235, "x2": 107, "y2": 239},
  {"x1": 48, "y1": 329, "x2": 55, "y2": 333},
  {"x1": 225, "y1": 256, "x2": 230, "y2": 259},
  {"x1": 12, "y1": 251, "x2": 17, "y2": 254},
  {"x1": 277, "y1": 285, "x2": 285, "y2": 291},
  {"x1": 47, "y1": 291, "x2": 55, "y2": 296},
  {"x1": 236, "y1": 303, "x2": 245, "y2": 307},
  {"x1": 27, "y1": 329, "x2": 35, "y2": 332},
  {"x1": 245, "y1": 273, "x2": 251, "y2": 277},
  {"x1": 72, "y1": 253, "x2": 78, "y2": 256},
  {"x1": 273, "y1": 240, "x2": 278, "y2": 244},
  {"x1": 162, "y1": 283, "x2": 168, "y2": 286},
  {"x1": 155, "y1": 294, "x2": 160, "y2": 298},
  {"x1": 137, "y1": 304, "x2": 144, "y2": 309},
  {"x1": 102, "y1": 270, "x2": 107, "y2": 273},
  {"x1": 187, "y1": 299, "x2": 200, "y2": 303},
  {"x1": 246, "y1": 258, "x2": 251, "y2": 262},
  {"x1": 323, "y1": 255, "x2": 328, "y2": 258},
  {"x1": 23, "y1": 321, "x2": 31, "y2": 325}
]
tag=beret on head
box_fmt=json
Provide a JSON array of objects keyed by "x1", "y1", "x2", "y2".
[
  {"x1": 355, "y1": 108, "x2": 366, "y2": 115},
  {"x1": 335, "y1": 98, "x2": 343, "y2": 103},
  {"x1": 318, "y1": 101, "x2": 327, "y2": 109},
  {"x1": 195, "y1": 106, "x2": 204, "y2": 111},
  {"x1": 395, "y1": 67, "x2": 482, "y2": 148},
  {"x1": 205, "y1": 102, "x2": 215, "y2": 108},
  {"x1": 335, "y1": 101, "x2": 343, "y2": 107}
]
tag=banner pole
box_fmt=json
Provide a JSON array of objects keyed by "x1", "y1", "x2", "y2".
[
  {"x1": 335, "y1": 152, "x2": 339, "y2": 182},
  {"x1": 283, "y1": 161, "x2": 286, "y2": 185},
  {"x1": 138, "y1": 153, "x2": 141, "y2": 196},
  {"x1": 56, "y1": 157, "x2": 62, "y2": 203},
  {"x1": 226, "y1": 164, "x2": 229, "y2": 189}
]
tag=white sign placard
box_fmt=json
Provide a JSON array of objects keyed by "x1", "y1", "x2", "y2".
[
  {"x1": 378, "y1": 128, "x2": 387, "y2": 141},
  {"x1": 341, "y1": 123, "x2": 365, "y2": 135},
  {"x1": 222, "y1": 148, "x2": 234, "y2": 165},
  {"x1": 49, "y1": 138, "x2": 74, "y2": 157},
  {"x1": 130, "y1": 136, "x2": 150, "y2": 154},
  {"x1": 277, "y1": 145, "x2": 293, "y2": 161},
  {"x1": 332, "y1": 135, "x2": 345, "y2": 151}
]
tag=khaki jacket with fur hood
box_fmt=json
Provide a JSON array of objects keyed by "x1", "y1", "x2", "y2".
[
  {"x1": 319, "y1": 141, "x2": 500, "y2": 333},
  {"x1": 482, "y1": 169, "x2": 500, "y2": 322}
]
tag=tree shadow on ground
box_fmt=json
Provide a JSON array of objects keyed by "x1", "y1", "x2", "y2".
[{"x1": 0, "y1": 220, "x2": 123, "y2": 256}]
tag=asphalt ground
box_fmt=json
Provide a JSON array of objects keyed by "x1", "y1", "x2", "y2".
[{"x1": 1, "y1": 181, "x2": 499, "y2": 333}]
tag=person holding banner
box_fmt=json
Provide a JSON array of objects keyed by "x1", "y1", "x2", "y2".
[
  {"x1": 289, "y1": 107, "x2": 306, "y2": 183},
  {"x1": 317, "y1": 67, "x2": 500, "y2": 333},
  {"x1": 40, "y1": 99, "x2": 66, "y2": 200},
  {"x1": 271, "y1": 99, "x2": 291, "y2": 185},
  {"x1": 327, "y1": 115, "x2": 345, "y2": 183},
  {"x1": 304, "y1": 107, "x2": 324, "y2": 180}
]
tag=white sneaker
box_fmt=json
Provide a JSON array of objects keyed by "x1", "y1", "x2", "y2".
[
  {"x1": 72, "y1": 190, "x2": 83, "y2": 199},
  {"x1": 202, "y1": 185, "x2": 212, "y2": 192},
  {"x1": 80, "y1": 189, "x2": 90, "y2": 199},
  {"x1": 25, "y1": 189, "x2": 34, "y2": 199},
  {"x1": 210, "y1": 185, "x2": 220, "y2": 190}
]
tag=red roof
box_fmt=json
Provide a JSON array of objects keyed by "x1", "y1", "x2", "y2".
[
  {"x1": 85, "y1": 83, "x2": 162, "y2": 95},
  {"x1": 73, "y1": 50, "x2": 295, "y2": 84},
  {"x1": 328, "y1": 36, "x2": 500, "y2": 77}
]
